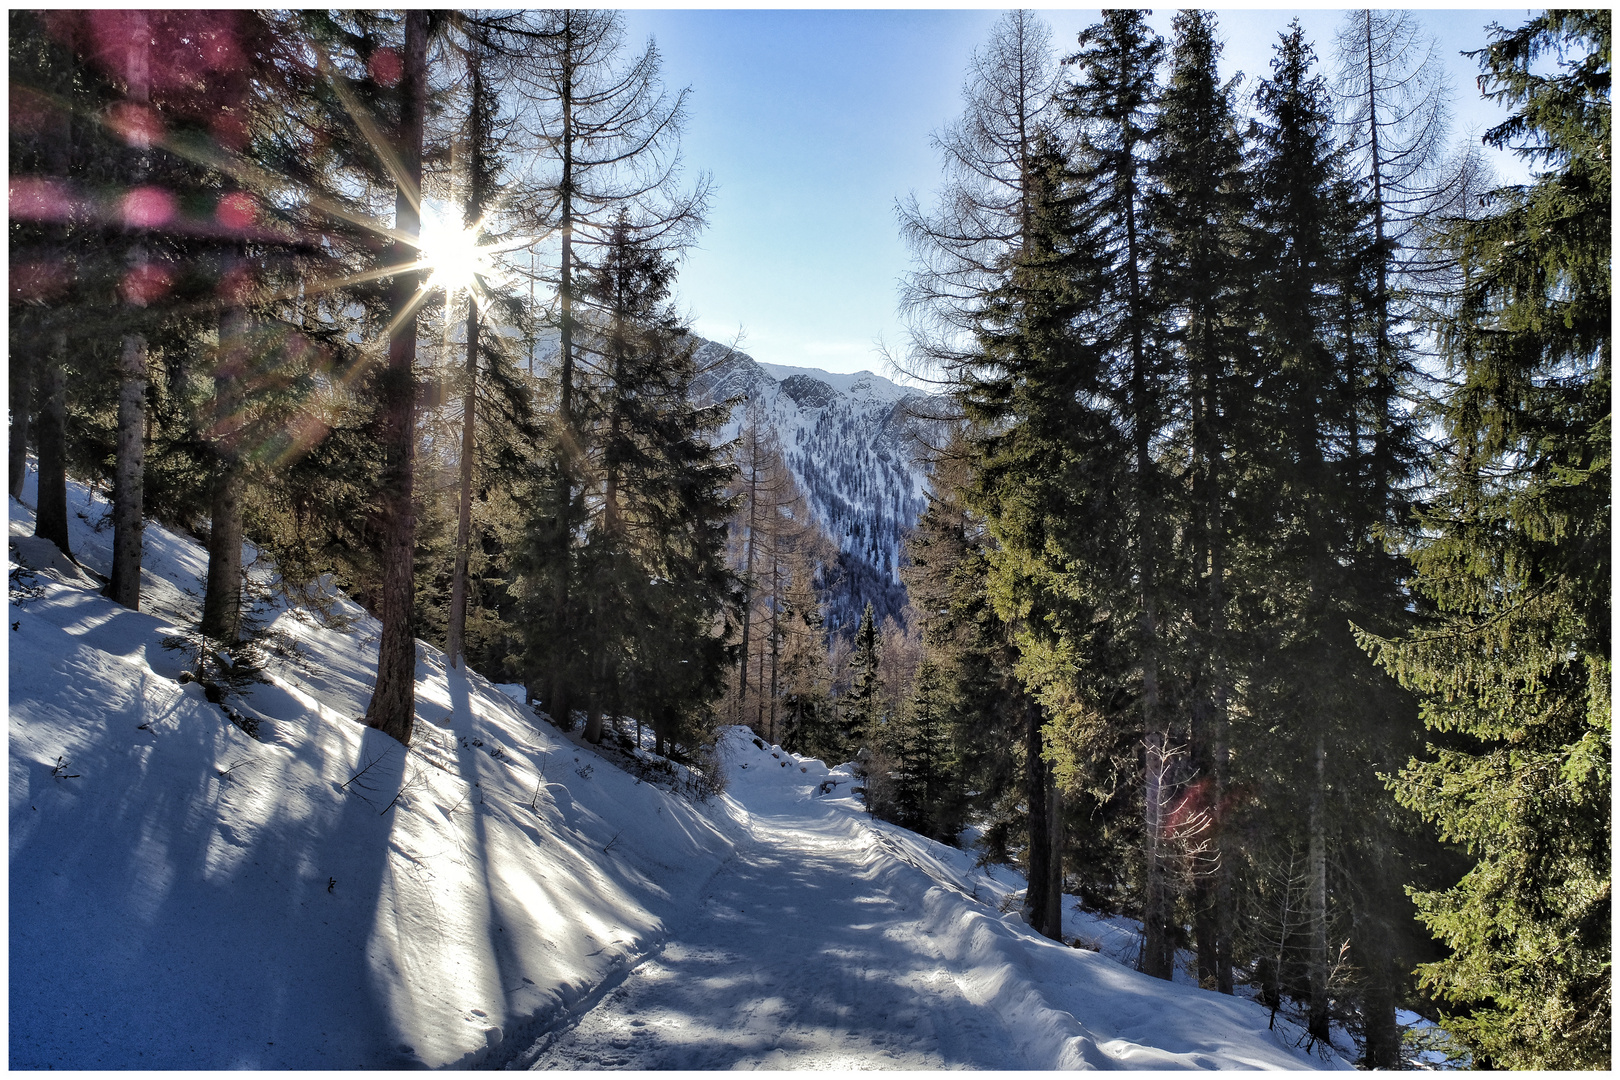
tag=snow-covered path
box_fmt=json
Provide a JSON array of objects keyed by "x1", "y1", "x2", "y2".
[
  {"x1": 516, "y1": 737, "x2": 1343, "y2": 1071},
  {"x1": 521, "y1": 782, "x2": 1011, "y2": 1069}
]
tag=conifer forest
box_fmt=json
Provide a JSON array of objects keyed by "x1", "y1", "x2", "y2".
[{"x1": 8, "y1": 8, "x2": 1610, "y2": 1071}]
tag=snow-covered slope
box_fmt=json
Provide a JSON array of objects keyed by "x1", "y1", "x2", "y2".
[
  {"x1": 691, "y1": 340, "x2": 946, "y2": 632},
  {"x1": 9, "y1": 466, "x2": 1347, "y2": 1070}
]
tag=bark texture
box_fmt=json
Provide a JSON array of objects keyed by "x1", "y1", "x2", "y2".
[
  {"x1": 446, "y1": 293, "x2": 477, "y2": 669},
  {"x1": 363, "y1": 11, "x2": 429, "y2": 746},
  {"x1": 10, "y1": 346, "x2": 33, "y2": 500},
  {"x1": 33, "y1": 337, "x2": 70, "y2": 556},
  {"x1": 109, "y1": 333, "x2": 147, "y2": 609},
  {"x1": 1307, "y1": 731, "x2": 1331, "y2": 1042},
  {"x1": 1022, "y1": 695, "x2": 1063, "y2": 940},
  {"x1": 200, "y1": 305, "x2": 249, "y2": 644},
  {"x1": 109, "y1": 14, "x2": 150, "y2": 611}
]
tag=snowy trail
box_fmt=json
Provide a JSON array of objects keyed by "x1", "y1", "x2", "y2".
[
  {"x1": 520, "y1": 772, "x2": 1012, "y2": 1069},
  {"x1": 515, "y1": 736, "x2": 1345, "y2": 1071}
]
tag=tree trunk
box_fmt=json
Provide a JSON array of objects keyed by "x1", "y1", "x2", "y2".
[
  {"x1": 33, "y1": 336, "x2": 70, "y2": 556},
  {"x1": 1356, "y1": 897, "x2": 1400, "y2": 1067},
  {"x1": 583, "y1": 651, "x2": 608, "y2": 744},
  {"x1": 448, "y1": 53, "x2": 489, "y2": 672},
  {"x1": 1195, "y1": 313, "x2": 1235, "y2": 994},
  {"x1": 1116, "y1": 87, "x2": 1174, "y2": 981},
  {"x1": 109, "y1": 332, "x2": 147, "y2": 609},
  {"x1": 547, "y1": 16, "x2": 578, "y2": 729},
  {"x1": 1141, "y1": 719, "x2": 1175, "y2": 979},
  {"x1": 736, "y1": 416, "x2": 761, "y2": 720},
  {"x1": 447, "y1": 293, "x2": 478, "y2": 669},
  {"x1": 1307, "y1": 730, "x2": 1331, "y2": 1042},
  {"x1": 200, "y1": 304, "x2": 249, "y2": 644},
  {"x1": 1192, "y1": 853, "x2": 1217, "y2": 989},
  {"x1": 1212, "y1": 672, "x2": 1234, "y2": 995},
  {"x1": 10, "y1": 343, "x2": 33, "y2": 500},
  {"x1": 363, "y1": 10, "x2": 428, "y2": 747},
  {"x1": 109, "y1": 14, "x2": 150, "y2": 611},
  {"x1": 16, "y1": 24, "x2": 74, "y2": 507},
  {"x1": 1045, "y1": 767, "x2": 1063, "y2": 938},
  {"x1": 1022, "y1": 694, "x2": 1062, "y2": 940},
  {"x1": 768, "y1": 585, "x2": 781, "y2": 745}
]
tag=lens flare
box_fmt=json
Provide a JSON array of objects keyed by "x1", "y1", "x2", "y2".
[{"x1": 417, "y1": 206, "x2": 496, "y2": 303}]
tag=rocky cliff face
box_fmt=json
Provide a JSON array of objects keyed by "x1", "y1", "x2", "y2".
[{"x1": 690, "y1": 339, "x2": 943, "y2": 635}]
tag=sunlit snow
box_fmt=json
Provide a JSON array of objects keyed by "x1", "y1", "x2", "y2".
[{"x1": 11, "y1": 462, "x2": 1350, "y2": 1070}]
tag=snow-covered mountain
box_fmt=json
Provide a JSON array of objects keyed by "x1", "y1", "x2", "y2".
[
  {"x1": 690, "y1": 339, "x2": 946, "y2": 634},
  {"x1": 524, "y1": 330, "x2": 944, "y2": 632}
]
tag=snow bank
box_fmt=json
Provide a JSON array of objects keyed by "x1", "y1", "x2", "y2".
[
  {"x1": 9, "y1": 468, "x2": 738, "y2": 1069},
  {"x1": 713, "y1": 733, "x2": 1350, "y2": 1070}
]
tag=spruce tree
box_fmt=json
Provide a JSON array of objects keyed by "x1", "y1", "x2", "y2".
[
  {"x1": 1061, "y1": 8, "x2": 1174, "y2": 975},
  {"x1": 9, "y1": 11, "x2": 77, "y2": 556},
  {"x1": 1245, "y1": 22, "x2": 1374, "y2": 1043},
  {"x1": 1358, "y1": 11, "x2": 1610, "y2": 1067},
  {"x1": 533, "y1": 210, "x2": 737, "y2": 751},
  {"x1": 880, "y1": 659, "x2": 961, "y2": 842},
  {"x1": 840, "y1": 603, "x2": 884, "y2": 763},
  {"x1": 1151, "y1": 8, "x2": 1251, "y2": 996},
  {"x1": 901, "y1": 431, "x2": 1027, "y2": 864},
  {"x1": 509, "y1": 9, "x2": 709, "y2": 725}
]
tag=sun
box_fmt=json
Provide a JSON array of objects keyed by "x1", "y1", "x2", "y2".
[{"x1": 417, "y1": 207, "x2": 494, "y2": 302}]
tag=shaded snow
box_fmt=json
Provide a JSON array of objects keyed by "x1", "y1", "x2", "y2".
[{"x1": 10, "y1": 464, "x2": 1347, "y2": 1070}]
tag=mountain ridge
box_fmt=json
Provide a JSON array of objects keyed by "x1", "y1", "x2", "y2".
[{"x1": 690, "y1": 338, "x2": 945, "y2": 634}]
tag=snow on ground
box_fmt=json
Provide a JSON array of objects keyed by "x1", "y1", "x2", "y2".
[
  {"x1": 9, "y1": 463, "x2": 1347, "y2": 1070},
  {"x1": 522, "y1": 736, "x2": 1346, "y2": 1070}
]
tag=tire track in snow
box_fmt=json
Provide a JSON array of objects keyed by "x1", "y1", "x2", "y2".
[{"x1": 516, "y1": 791, "x2": 1014, "y2": 1070}]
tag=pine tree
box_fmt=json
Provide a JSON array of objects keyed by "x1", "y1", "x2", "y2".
[
  {"x1": 1358, "y1": 11, "x2": 1610, "y2": 1067},
  {"x1": 1151, "y1": 8, "x2": 1251, "y2": 996},
  {"x1": 1061, "y1": 8, "x2": 1173, "y2": 975},
  {"x1": 839, "y1": 603, "x2": 884, "y2": 764},
  {"x1": 510, "y1": 9, "x2": 709, "y2": 725}
]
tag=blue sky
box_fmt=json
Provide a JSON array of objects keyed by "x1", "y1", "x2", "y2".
[{"x1": 617, "y1": 9, "x2": 1534, "y2": 380}]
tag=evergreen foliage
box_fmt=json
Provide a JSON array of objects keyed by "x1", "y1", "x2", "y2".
[
  {"x1": 1357, "y1": 11, "x2": 1611, "y2": 1067},
  {"x1": 898, "y1": 6, "x2": 1606, "y2": 1060},
  {"x1": 839, "y1": 603, "x2": 885, "y2": 763}
]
